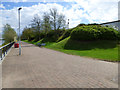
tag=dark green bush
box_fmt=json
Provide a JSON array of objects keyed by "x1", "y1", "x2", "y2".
[
  {"x1": 57, "y1": 28, "x2": 74, "y2": 42},
  {"x1": 57, "y1": 29, "x2": 65, "y2": 37},
  {"x1": 97, "y1": 27, "x2": 118, "y2": 40},
  {"x1": 46, "y1": 30, "x2": 59, "y2": 42},
  {"x1": 71, "y1": 26, "x2": 98, "y2": 41},
  {"x1": 39, "y1": 32, "x2": 45, "y2": 39},
  {"x1": 118, "y1": 31, "x2": 120, "y2": 40},
  {"x1": 77, "y1": 23, "x2": 86, "y2": 27},
  {"x1": 64, "y1": 29, "x2": 73, "y2": 38},
  {"x1": 71, "y1": 25, "x2": 118, "y2": 41},
  {"x1": 47, "y1": 30, "x2": 56, "y2": 38}
]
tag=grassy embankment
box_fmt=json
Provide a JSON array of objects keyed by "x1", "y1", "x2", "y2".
[
  {"x1": 23, "y1": 37, "x2": 118, "y2": 62},
  {"x1": 23, "y1": 25, "x2": 119, "y2": 62}
]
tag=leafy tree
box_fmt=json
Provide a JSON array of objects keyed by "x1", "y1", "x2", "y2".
[
  {"x1": 49, "y1": 8, "x2": 66, "y2": 31},
  {"x1": 21, "y1": 28, "x2": 34, "y2": 41},
  {"x1": 21, "y1": 8, "x2": 67, "y2": 42},
  {"x1": 42, "y1": 12, "x2": 51, "y2": 34},
  {"x1": 2, "y1": 24, "x2": 17, "y2": 43},
  {"x1": 30, "y1": 14, "x2": 41, "y2": 40}
]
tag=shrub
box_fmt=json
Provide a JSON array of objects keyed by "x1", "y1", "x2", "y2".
[
  {"x1": 118, "y1": 31, "x2": 120, "y2": 40},
  {"x1": 70, "y1": 25, "x2": 118, "y2": 41},
  {"x1": 46, "y1": 30, "x2": 59, "y2": 42},
  {"x1": 77, "y1": 23, "x2": 86, "y2": 27},
  {"x1": 39, "y1": 32, "x2": 45, "y2": 39},
  {"x1": 57, "y1": 29, "x2": 65, "y2": 37},
  {"x1": 47, "y1": 30, "x2": 56, "y2": 37},
  {"x1": 71, "y1": 26, "x2": 98, "y2": 41},
  {"x1": 97, "y1": 27, "x2": 118, "y2": 40},
  {"x1": 57, "y1": 28, "x2": 74, "y2": 42}
]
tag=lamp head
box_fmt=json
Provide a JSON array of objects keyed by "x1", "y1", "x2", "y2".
[{"x1": 18, "y1": 7, "x2": 22, "y2": 10}]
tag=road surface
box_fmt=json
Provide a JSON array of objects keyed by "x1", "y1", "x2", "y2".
[{"x1": 2, "y1": 42, "x2": 118, "y2": 88}]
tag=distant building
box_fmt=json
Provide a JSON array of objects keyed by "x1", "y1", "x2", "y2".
[{"x1": 100, "y1": 20, "x2": 120, "y2": 30}]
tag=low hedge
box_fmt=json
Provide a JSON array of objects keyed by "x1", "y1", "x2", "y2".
[
  {"x1": 97, "y1": 27, "x2": 118, "y2": 40},
  {"x1": 71, "y1": 25, "x2": 118, "y2": 41}
]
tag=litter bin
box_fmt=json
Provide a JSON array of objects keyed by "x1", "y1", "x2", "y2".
[{"x1": 14, "y1": 43, "x2": 19, "y2": 48}]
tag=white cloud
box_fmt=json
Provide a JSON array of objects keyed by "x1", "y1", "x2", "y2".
[
  {"x1": 78, "y1": 0, "x2": 118, "y2": 23},
  {"x1": 0, "y1": 0, "x2": 118, "y2": 34},
  {"x1": 70, "y1": 0, "x2": 118, "y2": 23},
  {"x1": 0, "y1": 4, "x2": 5, "y2": 9},
  {"x1": 1, "y1": 0, "x2": 65, "y2": 2},
  {"x1": 1, "y1": 0, "x2": 26, "y2": 2},
  {"x1": 1, "y1": 3, "x2": 68, "y2": 33}
]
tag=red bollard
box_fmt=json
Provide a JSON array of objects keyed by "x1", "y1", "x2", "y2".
[{"x1": 14, "y1": 43, "x2": 19, "y2": 48}]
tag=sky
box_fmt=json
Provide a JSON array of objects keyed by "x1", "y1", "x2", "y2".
[{"x1": 0, "y1": 0, "x2": 119, "y2": 34}]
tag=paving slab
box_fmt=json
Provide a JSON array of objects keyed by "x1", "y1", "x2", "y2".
[{"x1": 2, "y1": 42, "x2": 118, "y2": 88}]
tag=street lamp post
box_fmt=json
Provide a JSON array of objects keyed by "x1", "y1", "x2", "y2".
[{"x1": 18, "y1": 7, "x2": 22, "y2": 55}]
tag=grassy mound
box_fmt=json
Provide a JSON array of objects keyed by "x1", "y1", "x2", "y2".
[
  {"x1": 45, "y1": 37, "x2": 118, "y2": 61},
  {"x1": 46, "y1": 37, "x2": 70, "y2": 49}
]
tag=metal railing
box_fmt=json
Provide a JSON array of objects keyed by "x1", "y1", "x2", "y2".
[{"x1": 0, "y1": 42, "x2": 14, "y2": 60}]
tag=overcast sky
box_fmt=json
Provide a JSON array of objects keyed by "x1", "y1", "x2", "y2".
[{"x1": 0, "y1": 0, "x2": 119, "y2": 34}]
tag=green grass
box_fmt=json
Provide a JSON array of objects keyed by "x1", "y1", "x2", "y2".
[
  {"x1": 44, "y1": 37, "x2": 118, "y2": 62},
  {"x1": 48, "y1": 48, "x2": 118, "y2": 62},
  {"x1": 22, "y1": 40, "x2": 35, "y2": 44},
  {"x1": 22, "y1": 37, "x2": 119, "y2": 62}
]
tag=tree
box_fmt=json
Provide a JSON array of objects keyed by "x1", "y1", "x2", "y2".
[
  {"x1": 31, "y1": 14, "x2": 41, "y2": 40},
  {"x1": 49, "y1": 8, "x2": 66, "y2": 31},
  {"x1": 21, "y1": 28, "x2": 34, "y2": 41},
  {"x1": 42, "y1": 12, "x2": 51, "y2": 34},
  {"x1": 57, "y1": 13, "x2": 66, "y2": 30},
  {"x1": 2, "y1": 24, "x2": 17, "y2": 43}
]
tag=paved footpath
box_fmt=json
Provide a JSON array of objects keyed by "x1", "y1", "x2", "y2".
[{"x1": 2, "y1": 42, "x2": 118, "y2": 88}]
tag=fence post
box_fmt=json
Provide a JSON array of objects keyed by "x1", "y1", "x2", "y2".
[
  {"x1": 0, "y1": 42, "x2": 14, "y2": 61},
  {"x1": 0, "y1": 48, "x2": 2, "y2": 60}
]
